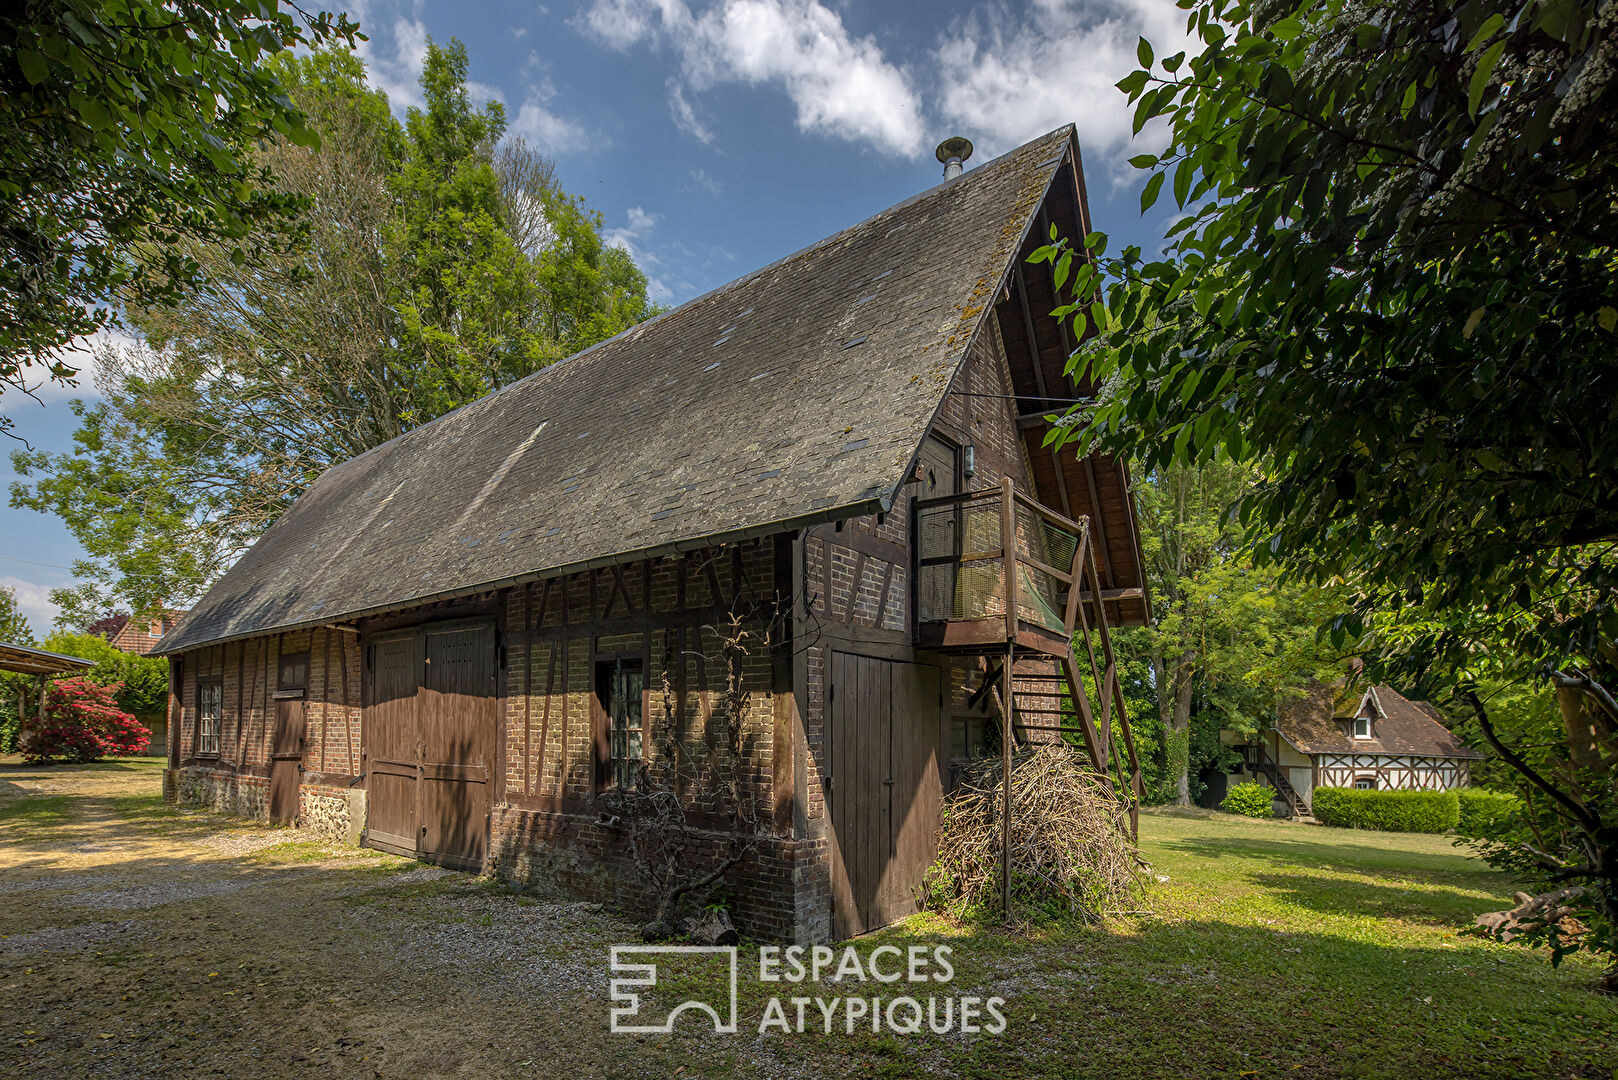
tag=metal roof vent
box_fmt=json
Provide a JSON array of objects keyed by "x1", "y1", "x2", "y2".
[{"x1": 935, "y1": 136, "x2": 973, "y2": 179}]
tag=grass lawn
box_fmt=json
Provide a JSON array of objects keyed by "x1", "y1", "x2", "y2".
[{"x1": 1, "y1": 759, "x2": 1614, "y2": 1079}]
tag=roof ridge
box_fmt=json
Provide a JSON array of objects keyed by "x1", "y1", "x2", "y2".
[{"x1": 319, "y1": 126, "x2": 1075, "y2": 480}]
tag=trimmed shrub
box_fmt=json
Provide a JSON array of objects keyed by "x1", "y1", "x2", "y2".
[
  {"x1": 1456, "y1": 788, "x2": 1522, "y2": 837},
  {"x1": 23, "y1": 678, "x2": 150, "y2": 764},
  {"x1": 1221, "y1": 780, "x2": 1276, "y2": 818},
  {"x1": 1311, "y1": 787, "x2": 1459, "y2": 833}
]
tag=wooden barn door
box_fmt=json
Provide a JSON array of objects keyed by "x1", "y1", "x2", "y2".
[
  {"x1": 365, "y1": 632, "x2": 422, "y2": 857},
  {"x1": 826, "y1": 652, "x2": 942, "y2": 938},
  {"x1": 417, "y1": 622, "x2": 496, "y2": 871},
  {"x1": 268, "y1": 699, "x2": 306, "y2": 822},
  {"x1": 362, "y1": 622, "x2": 496, "y2": 869}
]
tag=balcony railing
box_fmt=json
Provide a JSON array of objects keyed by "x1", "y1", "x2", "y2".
[{"x1": 912, "y1": 476, "x2": 1089, "y2": 652}]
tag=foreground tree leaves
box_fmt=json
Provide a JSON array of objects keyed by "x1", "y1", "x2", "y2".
[
  {"x1": 0, "y1": 1, "x2": 361, "y2": 437},
  {"x1": 9, "y1": 41, "x2": 657, "y2": 622},
  {"x1": 1039, "y1": 0, "x2": 1617, "y2": 980}
]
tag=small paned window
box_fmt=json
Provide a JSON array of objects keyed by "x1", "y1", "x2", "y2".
[
  {"x1": 197, "y1": 679, "x2": 223, "y2": 756},
  {"x1": 278, "y1": 652, "x2": 309, "y2": 692},
  {"x1": 1353, "y1": 775, "x2": 1376, "y2": 790},
  {"x1": 599, "y1": 659, "x2": 644, "y2": 789},
  {"x1": 1353, "y1": 715, "x2": 1373, "y2": 739},
  {"x1": 951, "y1": 716, "x2": 990, "y2": 760}
]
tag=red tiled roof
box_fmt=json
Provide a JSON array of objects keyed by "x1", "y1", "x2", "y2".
[{"x1": 109, "y1": 612, "x2": 187, "y2": 656}]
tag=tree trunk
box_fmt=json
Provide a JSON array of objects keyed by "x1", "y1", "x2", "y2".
[
  {"x1": 1168, "y1": 651, "x2": 1195, "y2": 806},
  {"x1": 1555, "y1": 684, "x2": 1616, "y2": 777}
]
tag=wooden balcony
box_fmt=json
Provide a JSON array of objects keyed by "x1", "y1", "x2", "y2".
[
  {"x1": 912, "y1": 475, "x2": 1144, "y2": 840},
  {"x1": 912, "y1": 476, "x2": 1139, "y2": 657}
]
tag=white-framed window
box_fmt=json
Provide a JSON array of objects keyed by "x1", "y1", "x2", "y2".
[
  {"x1": 1353, "y1": 775, "x2": 1377, "y2": 790},
  {"x1": 1353, "y1": 715, "x2": 1373, "y2": 739},
  {"x1": 197, "y1": 678, "x2": 223, "y2": 757}
]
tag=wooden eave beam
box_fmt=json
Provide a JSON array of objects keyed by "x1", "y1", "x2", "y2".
[
  {"x1": 1081, "y1": 453, "x2": 1118, "y2": 592},
  {"x1": 1012, "y1": 260, "x2": 1075, "y2": 522}
]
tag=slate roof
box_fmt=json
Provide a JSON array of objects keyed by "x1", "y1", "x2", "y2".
[
  {"x1": 159, "y1": 126, "x2": 1079, "y2": 655},
  {"x1": 1276, "y1": 682, "x2": 1481, "y2": 759}
]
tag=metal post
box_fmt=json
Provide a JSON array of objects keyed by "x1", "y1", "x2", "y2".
[{"x1": 1001, "y1": 640, "x2": 1014, "y2": 921}]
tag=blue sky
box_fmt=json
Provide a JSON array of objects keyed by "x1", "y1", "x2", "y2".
[{"x1": 0, "y1": 0, "x2": 1187, "y2": 634}]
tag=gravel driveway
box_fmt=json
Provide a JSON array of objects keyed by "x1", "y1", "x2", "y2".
[{"x1": 0, "y1": 758, "x2": 818, "y2": 1080}]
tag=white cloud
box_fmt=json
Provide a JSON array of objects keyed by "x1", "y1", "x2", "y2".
[
  {"x1": 509, "y1": 53, "x2": 592, "y2": 154},
  {"x1": 510, "y1": 95, "x2": 591, "y2": 153},
  {"x1": 0, "y1": 327, "x2": 134, "y2": 408},
  {"x1": 603, "y1": 207, "x2": 675, "y2": 303},
  {"x1": 687, "y1": 168, "x2": 724, "y2": 195},
  {"x1": 933, "y1": 0, "x2": 1192, "y2": 173},
  {"x1": 352, "y1": 6, "x2": 431, "y2": 113},
  {"x1": 0, "y1": 576, "x2": 60, "y2": 636},
  {"x1": 668, "y1": 79, "x2": 715, "y2": 144},
  {"x1": 577, "y1": 0, "x2": 924, "y2": 156}
]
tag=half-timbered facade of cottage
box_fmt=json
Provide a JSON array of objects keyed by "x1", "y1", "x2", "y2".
[
  {"x1": 156, "y1": 126, "x2": 1149, "y2": 943},
  {"x1": 1227, "y1": 683, "x2": 1481, "y2": 817}
]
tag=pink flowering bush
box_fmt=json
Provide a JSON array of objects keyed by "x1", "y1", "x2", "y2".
[{"x1": 23, "y1": 677, "x2": 150, "y2": 764}]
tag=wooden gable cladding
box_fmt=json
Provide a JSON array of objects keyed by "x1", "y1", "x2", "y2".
[{"x1": 991, "y1": 153, "x2": 1149, "y2": 628}]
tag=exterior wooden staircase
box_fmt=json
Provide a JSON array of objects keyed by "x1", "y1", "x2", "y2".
[
  {"x1": 1240, "y1": 744, "x2": 1312, "y2": 819},
  {"x1": 915, "y1": 476, "x2": 1144, "y2": 840}
]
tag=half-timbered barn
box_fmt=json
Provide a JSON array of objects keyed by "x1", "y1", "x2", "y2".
[
  {"x1": 154, "y1": 125, "x2": 1149, "y2": 943},
  {"x1": 1227, "y1": 682, "x2": 1481, "y2": 817}
]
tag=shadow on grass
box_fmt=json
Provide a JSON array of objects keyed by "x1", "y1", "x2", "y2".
[
  {"x1": 1161, "y1": 833, "x2": 1488, "y2": 879},
  {"x1": 1241, "y1": 869, "x2": 1504, "y2": 925},
  {"x1": 0, "y1": 758, "x2": 155, "y2": 773}
]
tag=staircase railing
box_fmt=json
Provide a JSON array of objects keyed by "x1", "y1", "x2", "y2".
[
  {"x1": 921, "y1": 476, "x2": 1144, "y2": 841},
  {"x1": 1240, "y1": 743, "x2": 1310, "y2": 817}
]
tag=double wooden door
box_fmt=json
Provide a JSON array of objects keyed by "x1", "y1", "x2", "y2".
[
  {"x1": 364, "y1": 621, "x2": 497, "y2": 871},
  {"x1": 826, "y1": 652, "x2": 944, "y2": 938}
]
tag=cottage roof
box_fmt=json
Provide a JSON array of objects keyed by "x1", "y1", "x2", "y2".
[
  {"x1": 1276, "y1": 682, "x2": 1482, "y2": 759},
  {"x1": 160, "y1": 126, "x2": 1132, "y2": 655}
]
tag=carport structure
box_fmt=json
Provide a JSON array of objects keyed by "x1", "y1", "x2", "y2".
[{"x1": 0, "y1": 640, "x2": 97, "y2": 751}]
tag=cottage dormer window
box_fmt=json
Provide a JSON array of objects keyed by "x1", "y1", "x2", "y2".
[{"x1": 1353, "y1": 715, "x2": 1373, "y2": 739}]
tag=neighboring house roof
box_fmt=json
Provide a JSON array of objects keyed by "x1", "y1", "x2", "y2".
[
  {"x1": 110, "y1": 612, "x2": 186, "y2": 656},
  {"x1": 161, "y1": 126, "x2": 1134, "y2": 655},
  {"x1": 1275, "y1": 682, "x2": 1482, "y2": 759},
  {"x1": 0, "y1": 641, "x2": 97, "y2": 677}
]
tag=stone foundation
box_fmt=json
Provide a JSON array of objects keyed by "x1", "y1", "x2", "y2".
[
  {"x1": 173, "y1": 766, "x2": 270, "y2": 820},
  {"x1": 167, "y1": 767, "x2": 365, "y2": 847},
  {"x1": 298, "y1": 785, "x2": 366, "y2": 845}
]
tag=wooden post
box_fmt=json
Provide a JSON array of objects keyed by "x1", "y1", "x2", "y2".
[
  {"x1": 1002, "y1": 639, "x2": 1014, "y2": 922},
  {"x1": 999, "y1": 477, "x2": 1018, "y2": 922},
  {"x1": 1000, "y1": 476, "x2": 1018, "y2": 643}
]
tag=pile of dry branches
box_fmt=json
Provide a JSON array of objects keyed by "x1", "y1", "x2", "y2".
[{"x1": 925, "y1": 745, "x2": 1147, "y2": 925}]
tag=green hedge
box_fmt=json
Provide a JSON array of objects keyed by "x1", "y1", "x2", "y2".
[
  {"x1": 1221, "y1": 780, "x2": 1276, "y2": 818},
  {"x1": 1311, "y1": 787, "x2": 1460, "y2": 833},
  {"x1": 1455, "y1": 788, "x2": 1522, "y2": 836}
]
